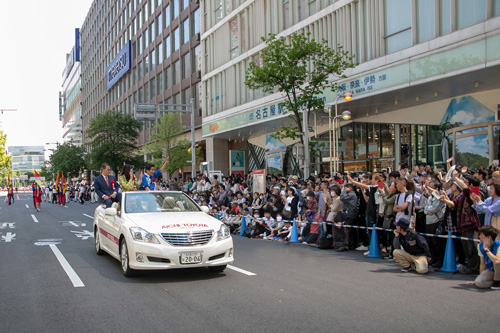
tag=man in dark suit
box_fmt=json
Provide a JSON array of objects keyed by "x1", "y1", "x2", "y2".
[{"x1": 94, "y1": 163, "x2": 121, "y2": 208}]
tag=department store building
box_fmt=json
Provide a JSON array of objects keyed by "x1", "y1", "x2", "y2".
[{"x1": 201, "y1": 0, "x2": 500, "y2": 176}]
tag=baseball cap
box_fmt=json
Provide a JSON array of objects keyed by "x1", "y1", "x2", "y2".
[{"x1": 395, "y1": 218, "x2": 410, "y2": 229}]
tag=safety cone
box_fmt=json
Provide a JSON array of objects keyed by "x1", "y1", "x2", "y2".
[
  {"x1": 289, "y1": 218, "x2": 299, "y2": 243},
  {"x1": 439, "y1": 231, "x2": 458, "y2": 273},
  {"x1": 367, "y1": 224, "x2": 380, "y2": 258},
  {"x1": 239, "y1": 214, "x2": 248, "y2": 236}
]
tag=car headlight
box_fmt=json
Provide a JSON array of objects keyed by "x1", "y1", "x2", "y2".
[
  {"x1": 217, "y1": 224, "x2": 230, "y2": 241},
  {"x1": 129, "y1": 227, "x2": 160, "y2": 244}
]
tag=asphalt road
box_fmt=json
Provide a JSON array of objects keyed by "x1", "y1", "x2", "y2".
[{"x1": 0, "y1": 192, "x2": 497, "y2": 332}]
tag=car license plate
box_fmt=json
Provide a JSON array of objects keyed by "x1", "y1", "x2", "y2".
[{"x1": 180, "y1": 252, "x2": 202, "y2": 264}]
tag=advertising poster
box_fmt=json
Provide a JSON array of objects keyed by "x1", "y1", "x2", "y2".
[
  {"x1": 230, "y1": 150, "x2": 245, "y2": 177},
  {"x1": 252, "y1": 169, "x2": 266, "y2": 194}
]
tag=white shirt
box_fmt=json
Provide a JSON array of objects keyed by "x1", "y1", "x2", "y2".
[{"x1": 395, "y1": 191, "x2": 413, "y2": 222}]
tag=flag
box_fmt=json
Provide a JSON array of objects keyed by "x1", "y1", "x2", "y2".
[
  {"x1": 34, "y1": 170, "x2": 41, "y2": 178},
  {"x1": 56, "y1": 172, "x2": 60, "y2": 184},
  {"x1": 61, "y1": 172, "x2": 66, "y2": 185},
  {"x1": 7, "y1": 174, "x2": 10, "y2": 184}
]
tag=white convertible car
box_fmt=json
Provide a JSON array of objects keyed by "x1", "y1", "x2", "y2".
[{"x1": 93, "y1": 191, "x2": 234, "y2": 276}]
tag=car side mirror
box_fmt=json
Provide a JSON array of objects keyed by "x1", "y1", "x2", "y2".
[
  {"x1": 200, "y1": 206, "x2": 209, "y2": 214},
  {"x1": 105, "y1": 207, "x2": 117, "y2": 216}
]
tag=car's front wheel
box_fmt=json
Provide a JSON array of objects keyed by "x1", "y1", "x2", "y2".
[
  {"x1": 208, "y1": 265, "x2": 227, "y2": 273},
  {"x1": 94, "y1": 227, "x2": 105, "y2": 255},
  {"x1": 120, "y1": 239, "x2": 135, "y2": 277}
]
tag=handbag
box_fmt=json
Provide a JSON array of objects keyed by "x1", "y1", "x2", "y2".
[
  {"x1": 382, "y1": 215, "x2": 394, "y2": 229},
  {"x1": 326, "y1": 211, "x2": 335, "y2": 222},
  {"x1": 281, "y1": 208, "x2": 292, "y2": 220}
]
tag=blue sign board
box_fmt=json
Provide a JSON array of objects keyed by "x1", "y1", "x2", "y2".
[
  {"x1": 106, "y1": 40, "x2": 131, "y2": 90},
  {"x1": 75, "y1": 28, "x2": 80, "y2": 62}
]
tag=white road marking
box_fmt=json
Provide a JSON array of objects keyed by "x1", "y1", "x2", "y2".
[
  {"x1": 31, "y1": 215, "x2": 39, "y2": 223},
  {"x1": 71, "y1": 230, "x2": 94, "y2": 240},
  {"x1": 0, "y1": 222, "x2": 15, "y2": 229},
  {"x1": 49, "y1": 244, "x2": 85, "y2": 288},
  {"x1": 1, "y1": 232, "x2": 16, "y2": 242},
  {"x1": 69, "y1": 221, "x2": 78, "y2": 227},
  {"x1": 227, "y1": 265, "x2": 257, "y2": 276},
  {"x1": 25, "y1": 204, "x2": 29, "y2": 209},
  {"x1": 83, "y1": 214, "x2": 93, "y2": 219}
]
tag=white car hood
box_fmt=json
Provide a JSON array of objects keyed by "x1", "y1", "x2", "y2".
[{"x1": 127, "y1": 212, "x2": 222, "y2": 234}]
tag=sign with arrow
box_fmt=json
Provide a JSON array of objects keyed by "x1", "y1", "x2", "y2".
[{"x1": 71, "y1": 230, "x2": 93, "y2": 240}]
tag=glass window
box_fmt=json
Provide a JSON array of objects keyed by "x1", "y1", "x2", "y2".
[
  {"x1": 165, "y1": 35, "x2": 171, "y2": 58},
  {"x1": 194, "y1": 45, "x2": 200, "y2": 70},
  {"x1": 165, "y1": 66, "x2": 171, "y2": 89},
  {"x1": 440, "y1": 0, "x2": 451, "y2": 35},
  {"x1": 151, "y1": 49, "x2": 156, "y2": 70},
  {"x1": 144, "y1": 55, "x2": 149, "y2": 74},
  {"x1": 215, "y1": 0, "x2": 223, "y2": 23},
  {"x1": 341, "y1": 123, "x2": 354, "y2": 161},
  {"x1": 354, "y1": 123, "x2": 366, "y2": 159},
  {"x1": 240, "y1": 10, "x2": 247, "y2": 53},
  {"x1": 174, "y1": 27, "x2": 180, "y2": 51},
  {"x1": 183, "y1": 0, "x2": 189, "y2": 11},
  {"x1": 194, "y1": 8, "x2": 200, "y2": 35},
  {"x1": 283, "y1": 0, "x2": 290, "y2": 30},
  {"x1": 139, "y1": 35, "x2": 143, "y2": 54},
  {"x1": 417, "y1": 0, "x2": 435, "y2": 43},
  {"x1": 426, "y1": 126, "x2": 442, "y2": 165},
  {"x1": 298, "y1": 1, "x2": 307, "y2": 21},
  {"x1": 138, "y1": 60, "x2": 143, "y2": 79},
  {"x1": 145, "y1": 27, "x2": 149, "y2": 47},
  {"x1": 158, "y1": 42, "x2": 163, "y2": 64},
  {"x1": 145, "y1": 82, "x2": 150, "y2": 102},
  {"x1": 151, "y1": 79, "x2": 156, "y2": 100},
  {"x1": 183, "y1": 19, "x2": 190, "y2": 44},
  {"x1": 174, "y1": 60, "x2": 181, "y2": 84},
  {"x1": 309, "y1": 0, "x2": 317, "y2": 15},
  {"x1": 367, "y1": 123, "x2": 380, "y2": 159},
  {"x1": 495, "y1": 0, "x2": 500, "y2": 16},
  {"x1": 183, "y1": 52, "x2": 191, "y2": 79},
  {"x1": 158, "y1": 13, "x2": 163, "y2": 34},
  {"x1": 158, "y1": 72, "x2": 164, "y2": 95},
  {"x1": 381, "y1": 124, "x2": 395, "y2": 158},
  {"x1": 230, "y1": 18, "x2": 239, "y2": 59},
  {"x1": 456, "y1": 0, "x2": 486, "y2": 29},
  {"x1": 385, "y1": 0, "x2": 412, "y2": 53},
  {"x1": 139, "y1": 87, "x2": 144, "y2": 103},
  {"x1": 174, "y1": 0, "x2": 180, "y2": 19},
  {"x1": 164, "y1": 4, "x2": 171, "y2": 27}
]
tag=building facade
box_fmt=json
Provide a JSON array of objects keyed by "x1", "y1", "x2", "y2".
[
  {"x1": 8, "y1": 146, "x2": 45, "y2": 173},
  {"x1": 201, "y1": 0, "x2": 500, "y2": 175},
  {"x1": 80, "y1": 0, "x2": 203, "y2": 175},
  {"x1": 61, "y1": 28, "x2": 83, "y2": 146}
]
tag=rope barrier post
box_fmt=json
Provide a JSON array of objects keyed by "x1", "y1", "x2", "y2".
[
  {"x1": 367, "y1": 224, "x2": 380, "y2": 258},
  {"x1": 289, "y1": 218, "x2": 299, "y2": 243},
  {"x1": 239, "y1": 213, "x2": 248, "y2": 236},
  {"x1": 438, "y1": 231, "x2": 458, "y2": 273}
]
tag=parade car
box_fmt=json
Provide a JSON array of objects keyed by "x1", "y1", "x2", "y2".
[{"x1": 93, "y1": 191, "x2": 234, "y2": 276}]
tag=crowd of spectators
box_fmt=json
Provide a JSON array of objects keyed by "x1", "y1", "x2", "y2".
[{"x1": 152, "y1": 157, "x2": 500, "y2": 290}]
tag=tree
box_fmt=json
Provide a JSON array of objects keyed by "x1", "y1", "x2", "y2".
[
  {"x1": 0, "y1": 130, "x2": 12, "y2": 186},
  {"x1": 49, "y1": 142, "x2": 86, "y2": 179},
  {"x1": 86, "y1": 110, "x2": 143, "y2": 175},
  {"x1": 142, "y1": 113, "x2": 201, "y2": 176},
  {"x1": 245, "y1": 32, "x2": 355, "y2": 149}
]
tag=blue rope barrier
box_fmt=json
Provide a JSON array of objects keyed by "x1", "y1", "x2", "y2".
[{"x1": 210, "y1": 213, "x2": 479, "y2": 242}]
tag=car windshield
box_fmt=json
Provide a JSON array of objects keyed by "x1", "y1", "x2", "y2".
[{"x1": 124, "y1": 192, "x2": 201, "y2": 214}]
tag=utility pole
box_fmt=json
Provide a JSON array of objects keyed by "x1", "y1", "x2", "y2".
[{"x1": 302, "y1": 107, "x2": 310, "y2": 180}]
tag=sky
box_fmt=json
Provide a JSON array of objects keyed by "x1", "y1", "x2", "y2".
[{"x1": 0, "y1": 0, "x2": 93, "y2": 155}]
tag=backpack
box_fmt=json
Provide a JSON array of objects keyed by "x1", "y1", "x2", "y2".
[{"x1": 319, "y1": 234, "x2": 334, "y2": 249}]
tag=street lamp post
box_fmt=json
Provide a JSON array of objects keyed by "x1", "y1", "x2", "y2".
[
  {"x1": 328, "y1": 93, "x2": 352, "y2": 176},
  {"x1": 333, "y1": 110, "x2": 351, "y2": 174}
]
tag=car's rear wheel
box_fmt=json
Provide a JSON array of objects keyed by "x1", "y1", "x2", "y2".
[
  {"x1": 208, "y1": 265, "x2": 227, "y2": 273},
  {"x1": 120, "y1": 239, "x2": 135, "y2": 277},
  {"x1": 95, "y1": 227, "x2": 105, "y2": 255}
]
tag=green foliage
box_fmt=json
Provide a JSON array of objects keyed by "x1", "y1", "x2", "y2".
[
  {"x1": 0, "y1": 131, "x2": 12, "y2": 186},
  {"x1": 456, "y1": 152, "x2": 489, "y2": 169},
  {"x1": 39, "y1": 162, "x2": 54, "y2": 181},
  {"x1": 86, "y1": 110, "x2": 142, "y2": 175},
  {"x1": 142, "y1": 113, "x2": 201, "y2": 175},
  {"x1": 49, "y1": 142, "x2": 86, "y2": 179},
  {"x1": 245, "y1": 32, "x2": 355, "y2": 147}
]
